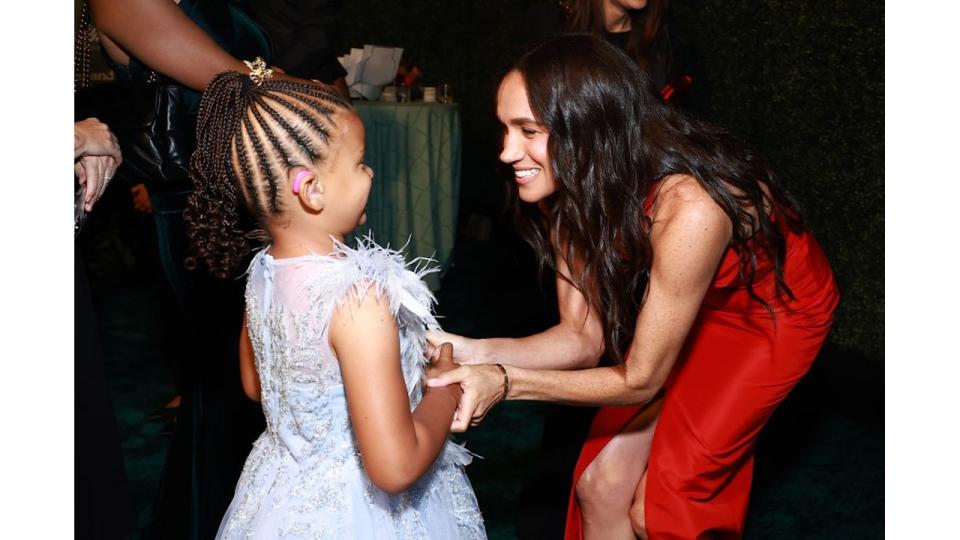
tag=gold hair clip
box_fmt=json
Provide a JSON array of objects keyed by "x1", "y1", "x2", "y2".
[{"x1": 244, "y1": 57, "x2": 274, "y2": 86}]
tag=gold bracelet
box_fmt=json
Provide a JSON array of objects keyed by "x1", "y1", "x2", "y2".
[{"x1": 493, "y1": 363, "x2": 510, "y2": 403}]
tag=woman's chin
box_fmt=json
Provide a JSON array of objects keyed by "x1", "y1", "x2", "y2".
[{"x1": 518, "y1": 186, "x2": 550, "y2": 204}]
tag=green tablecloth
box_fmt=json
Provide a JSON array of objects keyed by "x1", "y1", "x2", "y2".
[{"x1": 352, "y1": 101, "x2": 462, "y2": 290}]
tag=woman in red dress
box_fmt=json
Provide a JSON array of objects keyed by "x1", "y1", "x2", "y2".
[{"x1": 428, "y1": 33, "x2": 839, "y2": 539}]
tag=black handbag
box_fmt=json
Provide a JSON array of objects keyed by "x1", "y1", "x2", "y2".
[{"x1": 74, "y1": 79, "x2": 196, "y2": 189}]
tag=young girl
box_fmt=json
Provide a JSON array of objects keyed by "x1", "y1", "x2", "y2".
[{"x1": 184, "y1": 63, "x2": 486, "y2": 539}]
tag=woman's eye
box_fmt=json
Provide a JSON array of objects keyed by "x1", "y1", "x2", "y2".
[{"x1": 521, "y1": 128, "x2": 538, "y2": 137}]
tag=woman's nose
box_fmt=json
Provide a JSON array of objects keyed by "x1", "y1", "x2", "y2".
[{"x1": 499, "y1": 134, "x2": 523, "y2": 163}]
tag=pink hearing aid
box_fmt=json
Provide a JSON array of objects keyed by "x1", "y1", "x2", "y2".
[{"x1": 292, "y1": 170, "x2": 310, "y2": 194}]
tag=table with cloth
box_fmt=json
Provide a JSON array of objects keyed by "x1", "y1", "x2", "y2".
[{"x1": 352, "y1": 101, "x2": 462, "y2": 290}]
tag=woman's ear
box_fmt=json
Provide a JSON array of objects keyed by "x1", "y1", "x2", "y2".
[{"x1": 290, "y1": 167, "x2": 326, "y2": 212}]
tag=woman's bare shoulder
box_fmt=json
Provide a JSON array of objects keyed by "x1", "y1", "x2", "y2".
[{"x1": 649, "y1": 174, "x2": 728, "y2": 228}]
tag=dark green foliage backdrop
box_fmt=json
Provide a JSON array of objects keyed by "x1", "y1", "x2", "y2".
[{"x1": 339, "y1": 0, "x2": 883, "y2": 360}]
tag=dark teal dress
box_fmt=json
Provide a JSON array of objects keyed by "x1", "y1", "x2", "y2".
[{"x1": 103, "y1": 2, "x2": 273, "y2": 539}]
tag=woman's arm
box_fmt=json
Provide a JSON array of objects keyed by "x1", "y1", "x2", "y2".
[
  {"x1": 430, "y1": 177, "x2": 733, "y2": 431},
  {"x1": 90, "y1": 0, "x2": 247, "y2": 91},
  {"x1": 330, "y1": 284, "x2": 462, "y2": 495},
  {"x1": 238, "y1": 313, "x2": 261, "y2": 402},
  {"x1": 428, "y1": 247, "x2": 604, "y2": 371}
]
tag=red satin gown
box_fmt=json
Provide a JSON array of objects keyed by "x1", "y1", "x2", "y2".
[{"x1": 564, "y1": 211, "x2": 839, "y2": 539}]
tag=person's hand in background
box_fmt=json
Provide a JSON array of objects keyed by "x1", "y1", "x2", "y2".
[
  {"x1": 75, "y1": 118, "x2": 122, "y2": 212},
  {"x1": 75, "y1": 117, "x2": 122, "y2": 162},
  {"x1": 131, "y1": 183, "x2": 153, "y2": 213}
]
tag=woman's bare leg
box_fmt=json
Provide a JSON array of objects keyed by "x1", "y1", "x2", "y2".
[{"x1": 576, "y1": 397, "x2": 662, "y2": 540}]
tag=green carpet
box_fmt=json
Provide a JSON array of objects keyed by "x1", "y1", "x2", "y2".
[{"x1": 95, "y1": 284, "x2": 177, "y2": 536}]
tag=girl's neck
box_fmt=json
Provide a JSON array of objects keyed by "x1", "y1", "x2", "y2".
[
  {"x1": 603, "y1": 1, "x2": 632, "y2": 33},
  {"x1": 267, "y1": 230, "x2": 345, "y2": 259}
]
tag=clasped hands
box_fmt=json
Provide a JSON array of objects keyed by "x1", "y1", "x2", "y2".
[
  {"x1": 424, "y1": 331, "x2": 506, "y2": 433},
  {"x1": 75, "y1": 117, "x2": 123, "y2": 212}
]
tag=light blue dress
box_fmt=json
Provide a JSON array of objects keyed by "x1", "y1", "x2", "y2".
[{"x1": 216, "y1": 239, "x2": 486, "y2": 539}]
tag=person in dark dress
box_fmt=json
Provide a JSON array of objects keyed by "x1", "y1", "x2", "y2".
[
  {"x1": 89, "y1": 1, "x2": 282, "y2": 537},
  {"x1": 522, "y1": 0, "x2": 700, "y2": 109},
  {"x1": 75, "y1": 117, "x2": 133, "y2": 540}
]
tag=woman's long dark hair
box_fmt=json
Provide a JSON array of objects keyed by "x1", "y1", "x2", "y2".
[{"x1": 509, "y1": 34, "x2": 803, "y2": 364}]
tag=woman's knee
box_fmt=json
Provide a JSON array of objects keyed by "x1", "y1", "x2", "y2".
[{"x1": 575, "y1": 459, "x2": 631, "y2": 510}]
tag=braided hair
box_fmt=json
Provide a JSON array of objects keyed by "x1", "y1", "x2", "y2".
[{"x1": 184, "y1": 72, "x2": 351, "y2": 278}]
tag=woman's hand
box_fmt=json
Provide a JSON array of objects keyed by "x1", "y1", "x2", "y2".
[
  {"x1": 74, "y1": 117, "x2": 122, "y2": 162},
  {"x1": 75, "y1": 118, "x2": 122, "y2": 212},
  {"x1": 425, "y1": 330, "x2": 484, "y2": 364},
  {"x1": 75, "y1": 155, "x2": 118, "y2": 212},
  {"x1": 426, "y1": 363, "x2": 507, "y2": 432}
]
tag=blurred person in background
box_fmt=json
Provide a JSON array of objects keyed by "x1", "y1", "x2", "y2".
[
  {"x1": 88, "y1": 1, "x2": 325, "y2": 537},
  {"x1": 75, "y1": 117, "x2": 132, "y2": 540},
  {"x1": 243, "y1": 0, "x2": 351, "y2": 99}
]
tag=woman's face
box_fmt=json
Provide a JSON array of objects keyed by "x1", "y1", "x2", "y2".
[
  {"x1": 496, "y1": 71, "x2": 557, "y2": 203},
  {"x1": 606, "y1": 0, "x2": 648, "y2": 12}
]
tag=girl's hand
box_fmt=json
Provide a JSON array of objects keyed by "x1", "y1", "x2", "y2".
[
  {"x1": 426, "y1": 364, "x2": 506, "y2": 433},
  {"x1": 425, "y1": 330, "x2": 483, "y2": 364},
  {"x1": 424, "y1": 342, "x2": 458, "y2": 380}
]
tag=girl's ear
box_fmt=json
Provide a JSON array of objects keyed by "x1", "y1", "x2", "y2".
[{"x1": 290, "y1": 167, "x2": 326, "y2": 212}]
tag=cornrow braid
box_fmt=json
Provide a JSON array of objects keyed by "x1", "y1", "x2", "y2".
[{"x1": 184, "y1": 72, "x2": 351, "y2": 278}]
